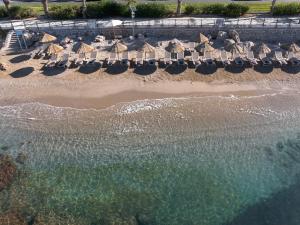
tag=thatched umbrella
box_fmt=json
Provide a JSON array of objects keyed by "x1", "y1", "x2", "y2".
[
  {"x1": 110, "y1": 41, "x2": 128, "y2": 59},
  {"x1": 286, "y1": 43, "x2": 300, "y2": 53},
  {"x1": 227, "y1": 43, "x2": 244, "y2": 55},
  {"x1": 256, "y1": 43, "x2": 271, "y2": 54},
  {"x1": 76, "y1": 42, "x2": 94, "y2": 54},
  {"x1": 40, "y1": 33, "x2": 57, "y2": 44},
  {"x1": 45, "y1": 43, "x2": 63, "y2": 55},
  {"x1": 139, "y1": 42, "x2": 155, "y2": 58},
  {"x1": 165, "y1": 40, "x2": 185, "y2": 53},
  {"x1": 199, "y1": 33, "x2": 209, "y2": 44},
  {"x1": 196, "y1": 42, "x2": 215, "y2": 54}
]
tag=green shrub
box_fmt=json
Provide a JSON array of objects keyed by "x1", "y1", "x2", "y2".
[
  {"x1": 202, "y1": 3, "x2": 226, "y2": 15},
  {"x1": 272, "y1": 3, "x2": 300, "y2": 16},
  {"x1": 0, "y1": 6, "x2": 8, "y2": 18},
  {"x1": 136, "y1": 3, "x2": 171, "y2": 18},
  {"x1": 223, "y1": 3, "x2": 249, "y2": 17},
  {"x1": 86, "y1": 1, "x2": 129, "y2": 18},
  {"x1": 50, "y1": 5, "x2": 81, "y2": 20},
  {"x1": 184, "y1": 4, "x2": 197, "y2": 15},
  {"x1": 8, "y1": 6, "x2": 36, "y2": 19}
]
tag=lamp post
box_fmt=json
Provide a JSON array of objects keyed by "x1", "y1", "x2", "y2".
[{"x1": 129, "y1": 5, "x2": 136, "y2": 37}]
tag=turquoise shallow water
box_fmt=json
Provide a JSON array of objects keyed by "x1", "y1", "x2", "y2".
[{"x1": 0, "y1": 90, "x2": 300, "y2": 225}]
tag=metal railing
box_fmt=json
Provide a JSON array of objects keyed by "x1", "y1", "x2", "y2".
[{"x1": 1, "y1": 17, "x2": 300, "y2": 31}]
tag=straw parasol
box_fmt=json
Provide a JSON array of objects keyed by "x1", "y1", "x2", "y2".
[
  {"x1": 45, "y1": 43, "x2": 63, "y2": 55},
  {"x1": 40, "y1": 33, "x2": 57, "y2": 44},
  {"x1": 76, "y1": 42, "x2": 94, "y2": 54},
  {"x1": 139, "y1": 42, "x2": 156, "y2": 58},
  {"x1": 165, "y1": 40, "x2": 185, "y2": 53},
  {"x1": 199, "y1": 33, "x2": 209, "y2": 44},
  {"x1": 227, "y1": 43, "x2": 244, "y2": 55},
  {"x1": 196, "y1": 42, "x2": 215, "y2": 54},
  {"x1": 256, "y1": 43, "x2": 271, "y2": 54},
  {"x1": 110, "y1": 41, "x2": 128, "y2": 53},
  {"x1": 286, "y1": 43, "x2": 300, "y2": 53}
]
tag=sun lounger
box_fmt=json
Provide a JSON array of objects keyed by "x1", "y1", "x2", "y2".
[
  {"x1": 164, "y1": 51, "x2": 172, "y2": 65},
  {"x1": 108, "y1": 52, "x2": 116, "y2": 66},
  {"x1": 187, "y1": 42, "x2": 196, "y2": 52},
  {"x1": 233, "y1": 52, "x2": 244, "y2": 67},
  {"x1": 203, "y1": 51, "x2": 215, "y2": 66},
  {"x1": 177, "y1": 52, "x2": 185, "y2": 65},
  {"x1": 274, "y1": 51, "x2": 287, "y2": 65},
  {"x1": 135, "y1": 51, "x2": 143, "y2": 66},
  {"x1": 246, "y1": 50, "x2": 258, "y2": 66},
  {"x1": 259, "y1": 53, "x2": 272, "y2": 66},
  {"x1": 121, "y1": 51, "x2": 130, "y2": 66},
  {"x1": 287, "y1": 52, "x2": 300, "y2": 66},
  {"x1": 57, "y1": 53, "x2": 69, "y2": 68},
  {"x1": 45, "y1": 54, "x2": 58, "y2": 67},
  {"x1": 220, "y1": 50, "x2": 231, "y2": 66},
  {"x1": 145, "y1": 52, "x2": 156, "y2": 66},
  {"x1": 86, "y1": 51, "x2": 97, "y2": 64},
  {"x1": 191, "y1": 52, "x2": 200, "y2": 66}
]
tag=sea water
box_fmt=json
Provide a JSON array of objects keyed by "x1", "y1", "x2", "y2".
[{"x1": 0, "y1": 89, "x2": 300, "y2": 225}]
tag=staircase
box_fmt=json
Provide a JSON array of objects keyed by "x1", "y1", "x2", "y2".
[{"x1": 1, "y1": 30, "x2": 25, "y2": 53}]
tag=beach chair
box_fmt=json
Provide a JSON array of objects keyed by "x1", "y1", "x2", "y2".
[
  {"x1": 135, "y1": 51, "x2": 143, "y2": 66},
  {"x1": 220, "y1": 50, "x2": 231, "y2": 66},
  {"x1": 74, "y1": 53, "x2": 85, "y2": 66},
  {"x1": 87, "y1": 51, "x2": 97, "y2": 64},
  {"x1": 259, "y1": 53, "x2": 272, "y2": 66},
  {"x1": 164, "y1": 51, "x2": 172, "y2": 65},
  {"x1": 108, "y1": 52, "x2": 116, "y2": 66},
  {"x1": 121, "y1": 51, "x2": 130, "y2": 66},
  {"x1": 274, "y1": 51, "x2": 287, "y2": 66},
  {"x1": 287, "y1": 52, "x2": 300, "y2": 66},
  {"x1": 203, "y1": 51, "x2": 215, "y2": 66},
  {"x1": 233, "y1": 52, "x2": 244, "y2": 67},
  {"x1": 177, "y1": 52, "x2": 185, "y2": 66},
  {"x1": 187, "y1": 42, "x2": 196, "y2": 52},
  {"x1": 145, "y1": 52, "x2": 156, "y2": 66},
  {"x1": 45, "y1": 54, "x2": 58, "y2": 67},
  {"x1": 246, "y1": 50, "x2": 258, "y2": 66},
  {"x1": 57, "y1": 53, "x2": 69, "y2": 68},
  {"x1": 191, "y1": 52, "x2": 200, "y2": 66}
]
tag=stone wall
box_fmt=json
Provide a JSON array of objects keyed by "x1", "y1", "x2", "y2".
[{"x1": 42, "y1": 26, "x2": 300, "y2": 43}]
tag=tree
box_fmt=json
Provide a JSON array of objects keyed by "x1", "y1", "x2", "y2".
[
  {"x1": 82, "y1": 0, "x2": 87, "y2": 18},
  {"x1": 3, "y1": 0, "x2": 10, "y2": 12},
  {"x1": 271, "y1": 0, "x2": 277, "y2": 14},
  {"x1": 176, "y1": 0, "x2": 182, "y2": 15},
  {"x1": 41, "y1": 0, "x2": 49, "y2": 17}
]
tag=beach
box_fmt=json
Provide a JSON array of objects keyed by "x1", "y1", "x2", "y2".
[{"x1": 1, "y1": 50, "x2": 300, "y2": 224}]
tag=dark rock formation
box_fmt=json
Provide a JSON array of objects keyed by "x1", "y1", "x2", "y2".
[{"x1": 0, "y1": 154, "x2": 17, "y2": 191}]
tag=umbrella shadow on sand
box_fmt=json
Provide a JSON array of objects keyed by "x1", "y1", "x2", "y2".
[
  {"x1": 224, "y1": 64, "x2": 246, "y2": 74},
  {"x1": 9, "y1": 55, "x2": 31, "y2": 64},
  {"x1": 10, "y1": 67, "x2": 34, "y2": 78},
  {"x1": 134, "y1": 65, "x2": 157, "y2": 76},
  {"x1": 196, "y1": 64, "x2": 218, "y2": 75},
  {"x1": 254, "y1": 64, "x2": 274, "y2": 74},
  {"x1": 42, "y1": 66, "x2": 66, "y2": 76},
  {"x1": 78, "y1": 62, "x2": 101, "y2": 74},
  {"x1": 165, "y1": 64, "x2": 187, "y2": 75},
  {"x1": 281, "y1": 65, "x2": 300, "y2": 74},
  {"x1": 105, "y1": 64, "x2": 128, "y2": 75}
]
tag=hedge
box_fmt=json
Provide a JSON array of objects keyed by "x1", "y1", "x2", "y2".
[
  {"x1": 86, "y1": 1, "x2": 129, "y2": 18},
  {"x1": 0, "y1": 6, "x2": 8, "y2": 18},
  {"x1": 272, "y1": 3, "x2": 300, "y2": 16},
  {"x1": 136, "y1": 3, "x2": 171, "y2": 18},
  {"x1": 49, "y1": 5, "x2": 81, "y2": 20},
  {"x1": 184, "y1": 3, "x2": 249, "y2": 17}
]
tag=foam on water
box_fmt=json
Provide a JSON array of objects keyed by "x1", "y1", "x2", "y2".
[{"x1": 0, "y1": 90, "x2": 300, "y2": 225}]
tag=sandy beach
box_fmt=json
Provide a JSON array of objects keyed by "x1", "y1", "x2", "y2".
[{"x1": 1, "y1": 52, "x2": 300, "y2": 109}]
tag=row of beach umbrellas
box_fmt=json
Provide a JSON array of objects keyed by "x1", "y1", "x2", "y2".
[{"x1": 40, "y1": 32, "x2": 300, "y2": 57}]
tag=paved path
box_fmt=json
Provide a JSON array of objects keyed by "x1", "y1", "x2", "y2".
[{"x1": 1, "y1": 17, "x2": 300, "y2": 31}]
